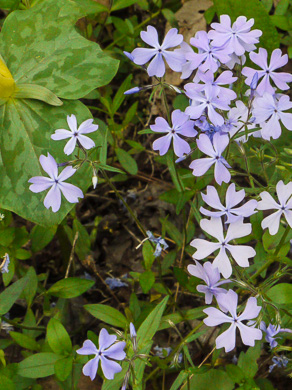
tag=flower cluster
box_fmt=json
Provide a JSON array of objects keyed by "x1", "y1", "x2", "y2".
[{"x1": 29, "y1": 114, "x2": 98, "y2": 212}]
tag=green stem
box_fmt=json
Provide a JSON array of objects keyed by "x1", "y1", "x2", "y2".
[
  {"x1": 251, "y1": 225, "x2": 291, "y2": 281},
  {"x1": 0, "y1": 316, "x2": 46, "y2": 331},
  {"x1": 106, "y1": 10, "x2": 161, "y2": 50}
]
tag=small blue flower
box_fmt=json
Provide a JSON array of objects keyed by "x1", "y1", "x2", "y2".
[
  {"x1": 105, "y1": 277, "x2": 128, "y2": 290},
  {"x1": 269, "y1": 356, "x2": 289, "y2": 373},
  {"x1": 1, "y1": 253, "x2": 10, "y2": 274},
  {"x1": 260, "y1": 322, "x2": 292, "y2": 349},
  {"x1": 146, "y1": 231, "x2": 168, "y2": 257}
]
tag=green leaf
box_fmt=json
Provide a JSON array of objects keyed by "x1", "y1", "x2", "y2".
[
  {"x1": 270, "y1": 15, "x2": 290, "y2": 31},
  {"x1": 142, "y1": 241, "x2": 155, "y2": 270},
  {"x1": 0, "y1": 0, "x2": 119, "y2": 99},
  {"x1": 47, "y1": 318, "x2": 72, "y2": 355},
  {"x1": 73, "y1": 219, "x2": 91, "y2": 260},
  {"x1": 0, "y1": 0, "x2": 20, "y2": 9},
  {"x1": 10, "y1": 331, "x2": 40, "y2": 351},
  {"x1": 47, "y1": 277, "x2": 94, "y2": 298},
  {"x1": 170, "y1": 370, "x2": 190, "y2": 390},
  {"x1": 14, "y1": 84, "x2": 63, "y2": 106},
  {"x1": 213, "y1": 0, "x2": 280, "y2": 53},
  {"x1": 225, "y1": 365, "x2": 245, "y2": 383},
  {"x1": 115, "y1": 148, "x2": 138, "y2": 175},
  {"x1": 112, "y1": 0, "x2": 137, "y2": 11},
  {"x1": 22, "y1": 267, "x2": 38, "y2": 308},
  {"x1": 139, "y1": 270, "x2": 155, "y2": 293},
  {"x1": 112, "y1": 74, "x2": 132, "y2": 114},
  {"x1": 17, "y1": 352, "x2": 61, "y2": 378},
  {"x1": 0, "y1": 374, "x2": 15, "y2": 390},
  {"x1": 158, "y1": 307, "x2": 205, "y2": 330},
  {"x1": 54, "y1": 356, "x2": 73, "y2": 382},
  {"x1": 238, "y1": 343, "x2": 261, "y2": 378},
  {"x1": 72, "y1": 0, "x2": 109, "y2": 14},
  {"x1": 30, "y1": 224, "x2": 57, "y2": 252},
  {"x1": 0, "y1": 276, "x2": 28, "y2": 315},
  {"x1": 189, "y1": 369, "x2": 234, "y2": 389},
  {"x1": 267, "y1": 283, "x2": 292, "y2": 304},
  {"x1": 0, "y1": 100, "x2": 103, "y2": 226},
  {"x1": 84, "y1": 304, "x2": 128, "y2": 328},
  {"x1": 131, "y1": 297, "x2": 169, "y2": 387},
  {"x1": 274, "y1": 0, "x2": 289, "y2": 15}
]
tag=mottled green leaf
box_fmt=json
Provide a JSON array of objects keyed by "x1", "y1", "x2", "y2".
[
  {"x1": 0, "y1": 0, "x2": 119, "y2": 99},
  {"x1": 0, "y1": 99, "x2": 104, "y2": 226}
]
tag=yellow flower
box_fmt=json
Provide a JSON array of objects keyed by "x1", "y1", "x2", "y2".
[{"x1": 0, "y1": 56, "x2": 15, "y2": 98}]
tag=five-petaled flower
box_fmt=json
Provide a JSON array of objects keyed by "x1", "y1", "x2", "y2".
[
  {"x1": 253, "y1": 93, "x2": 292, "y2": 140},
  {"x1": 28, "y1": 153, "x2": 83, "y2": 212},
  {"x1": 131, "y1": 26, "x2": 185, "y2": 77},
  {"x1": 200, "y1": 184, "x2": 258, "y2": 223},
  {"x1": 191, "y1": 217, "x2": 256, "y2": 278},
  {"x1": 51, "y1": 114, "x2": 98, "y2": 155},
  {"x1": 187, "y1": 260, "x2": 230, "y2": 305},
  {"x1": 189, "y1": 133, "x2": 231, "y2": 185},
  {"x1": 209, "y1": 15, "x2": 262, "y2": 57},
  {"x1": 242, "y1": 48, "x2": 292, "y2": 95},
  {"x1": 204, "y1": 290, "x2": 262, "y2": 352},
  {"x1": 257, "y1": 180, "x2": 292, "y2": 235},
  {"x1": 77, "y1": 328, "x2": 126, "y2": 381},
  {"x1": 150, "y1": 109, "x2": 197, "y2": 157}
]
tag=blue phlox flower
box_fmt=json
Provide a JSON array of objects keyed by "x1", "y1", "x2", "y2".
[
  {"x1": 51, "y1": 114, "x2": 98, "y2": 155},
  {"x1": 28, "y1": 153, "x2": 83, "y2": 213},
  {"x1": 131, "y1": 26, "x2": 186, "y2": 77},
  {"x1": 187, "y1": 260, "x2": 230, "y2": 305},
  {"x1": 204, "y1": 290, "x2": 262, "y2": 352},
  {"x1": 269, "y1": 356, "x2": 289, "y2": 373},
  {"x1": 105, "y1": 277, "x2": 128, "y2": 290},
  {"x1": 260, "y1": 321, "x2": 292, "y2": 349},
  {"x1": 147, "y1": 231, "x2": 169, "y2": 257},
  {"x1": 77, "y1": 328, "x2": 126, "y2": 381}
]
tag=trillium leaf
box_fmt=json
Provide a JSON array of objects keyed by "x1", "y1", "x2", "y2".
[
  {"x1": 0, "y1": 99, "x2": 105, "y2": 226},
  {"x1": 0, "y1": 0, "x2": 119, "y2": 99}
]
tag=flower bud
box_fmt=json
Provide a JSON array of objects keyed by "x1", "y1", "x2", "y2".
[
  {"x1": 0, "y1": 57, "x2": 15, "y2": 98},
  {"x1": 92, "y1": 175, "x2": 98, "y2": 189}
]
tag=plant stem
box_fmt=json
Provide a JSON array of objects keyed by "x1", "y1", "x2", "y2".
[{"x1": 0, "y1": 316, "x2": 46, "y2": 331}]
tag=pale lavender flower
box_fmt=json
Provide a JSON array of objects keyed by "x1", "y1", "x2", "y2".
[
  {"x1": 200, "y1": 184, "x2": 258, "y2": 223},
  {"x1": 193, "y1": 70, "x2": 237, "y2": 103},
  {"x1": 252, "y1": 93, "x2": 292, "y2": 140},
  {"x1": 209, "y1": 15, "x2": 262, "y2": 56},
  {"x1": 269, "y1": 356, "x2": 289, "y2": 373},
  {"x1": 76, "y1": 328, "x2": 126, "y2": 381},
  {"x1": 186, "y1": 31, "x2": 231, "y2": 73},
  {"x1": 146, "y1": 231, "x2": 169, "y2": 257},
  {"x1": 131, "y1": 26, "x2": 185, "y2": 77},
  {"x1": 1, "y1": 253, "x2": 10, "y2": 274},
  {"x1": 151, "y1": 109, "x2": 197, "y2": 157},
  {"x1": 257, "y1": 180, "x2": 292, "y2": 235},
  {"x1": 191, "y1": 217, "x2": 256, "y2": 278},
  {"x1": 187, "y1": 261, "x2": 230, "y2": 304},
  {"x1": 260, "y1": 322, "x2": 292, "y2": 349},
  {"x1": 242, "y1": 48, "x2": 292, "y2": 95},
  {"x1": 105, "y1": 277, "x2": 128, "y2": 290},
  {"x1": 189, "y1": 133, "x2": 231, "y2": 185},
  {"x1": 28, "y1": 153, "x2": 83, "y2": 213},
  {"x1": 225, "y1": 53, "x2": 246, "y2": 70},
  {"x1": 204, "y1": 290, "x2": 262, "y2": 352},
  {"x1": 185, "y1": 84, "x2": 230, "y2": 126},
  {"x1": 51, "y1": 114, "x2": 98, "y2": 155}
]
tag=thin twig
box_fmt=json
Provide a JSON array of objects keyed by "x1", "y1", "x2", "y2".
[{"x1": 65, "y1": 232, "x2": 79, "y2": 278}]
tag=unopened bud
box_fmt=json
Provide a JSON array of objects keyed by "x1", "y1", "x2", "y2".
[
  {"x1": 92, "y1": 175, "x2": 98, "y2": 189},
  {"x1": 124, "y1": 87, "x2": 141, "y2": 95}
]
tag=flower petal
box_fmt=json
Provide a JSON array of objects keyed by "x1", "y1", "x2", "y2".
[
  {"x1": 152, "y1": 134, "x2": 172, "y2": 156},
  {"x1": 28, "y1": 176, "x2": 53, "y2": 193},
  {"x1": 103, "y1": 341, "x2": 126, "y2": 361},
  {"x1": 77, "y1": 340, "x2": 99, "y2": 356},
  {"x1": 78, "y1": 134, "x2": 95, "y2": 150},
  {"x1": 64, "y1": 137, "x2": 77, "y2": 155},
  {"x1": 238, "y1": 297, "x2": 261, "y2": 321},
  {"x1": 39, "y1": 153, "x2": 58, "y2": 180},
  {"x1": 67, "y1": 114, "x2": 78, "y2": 132},
  {"x1": 58, "y1": 166, "x2": 77, "y2": 182},
  {"x1": 189, "y1": 158, "x2": 215, "y2": 177},
  {"x1": 82, "y1": 356, "x2": 100, "y2": 381},
  {"x1": 147, "y1": 53, "x2": 165, "y2": 77},
  {"x1": 216, "y1": 322, "x2": 237, "y2": 352},
  {"x1": 191, "y1": 239, "x2": 221, "y2": 259},
  {"x1": 51, "y1": 129, "x2": 72, "y2": 140},
  {"x1": 236, "y1": 322, "x2": 262, "y2": 347},
  {"x1": 100, "y1": 356, "x2": 122, "y2": 380},
  {"x1": 203, "y1": 307, "x2": 232, "y2": 326},
  {"x1": 59, "y1": 182, "x2": 84, "y2": 204},
  {"x1": 44, "y1": 185, "x2": 61, "y2": 212},
  {"x1": 99, "y1": 328, "x2": 117, "y2": 350}
]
